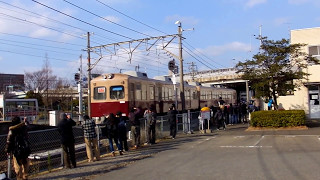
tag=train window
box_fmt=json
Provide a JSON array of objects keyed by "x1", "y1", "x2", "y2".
[
  {"x1": 168, "y1": 88, "x2": 172, "y2": 100},
  {"x1": 110, "y1": 86, "x2": 124, "y2": 100},
  {"x1": 149, "y1": 86, "x2": 154, "y2": 100},
  {"x1": 94, "y1": 86, "x2": 106, "y2": 100},
  {"x1": 158, "y1": 86, "x2": 162, "y2": 100},
  {"x1": 136, "y1": 83, "x2": 142, "y2": 100},
  {"x1": 192, "y1": 91, "x2": 197, "y2": 100},
  {"x1": 142, "y1": 84, "x2": 147, "y2": 100},
  {"x1": 165, "y1": 87, "x2": 169, "y2": 100},
  {"x1": 162, "y1": 87, "x2": 165, "y2": 100}
]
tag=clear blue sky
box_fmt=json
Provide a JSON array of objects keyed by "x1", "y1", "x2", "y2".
[{"x1": 0, "y1": 0, "x2": 319, "y2": 81}]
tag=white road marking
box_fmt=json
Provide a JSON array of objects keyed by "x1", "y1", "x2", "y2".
[
  {"x1": 220, "y1": 145, "x2": 272, "y2": 148},
  {"x1": 253, "y1": 135, "x2": 264, "y2": 146},
  {"x1": 285, "y1": 135, "x2": 296, "y2": 138},
  {"x1": 234, "y1": 136, "x2": 245, "y2": 138}
]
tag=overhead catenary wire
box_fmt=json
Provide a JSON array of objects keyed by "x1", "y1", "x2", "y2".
[
  {"x1": 95, "y1": 0, "x2": 168, "y2": 35},
  {"x1": 31, "y1": 0, "x2": 134, "y2": 40},
  {"x1": 0, "y1": 1, "x2": 121, "y2": 44},
  {"x1": 62, "y1": 0, "x2": 153, "y2": 38},
  {"x1": 183, "y1": 40, "x2": 227, "y2": 69}
]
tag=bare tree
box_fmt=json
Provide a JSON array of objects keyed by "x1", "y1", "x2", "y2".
[{"x1": 24, "y1": 54, "x2": 58, "y2": 107}]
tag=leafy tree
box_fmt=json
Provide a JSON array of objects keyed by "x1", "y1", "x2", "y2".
[
  {"x1": 25, "y1": 90, "x2": 44, "y2": 107},
  {"x1": 236, "y1": 37, "x2": 318, "y2": 109}
]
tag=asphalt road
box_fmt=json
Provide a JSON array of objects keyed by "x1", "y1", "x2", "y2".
[
  {"x1": 94, "y1": 130, "x2": 320, "y2": 180},
  {"x1": 32, "y1": 121, "x2": 320, "y2": 180}
]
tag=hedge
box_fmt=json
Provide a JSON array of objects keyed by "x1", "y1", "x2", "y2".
[{"x1": 250, "y1": 110, "x2": 306, "y2": 127}]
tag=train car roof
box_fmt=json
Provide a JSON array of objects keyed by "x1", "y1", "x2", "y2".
[
  {"x1": 123, "y1": 71, "x2": 148, "y2": 78},
  {"x1": 153, "y1": 76, "x2": 172, "y2": 82}
]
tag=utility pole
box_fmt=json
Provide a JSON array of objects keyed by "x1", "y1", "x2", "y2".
[
  {"x1": 176, "y1": 21, "x2": 185, "y2": 111},
  {"x1": 87, "y1": 32, "x2": 92, "y2": 117},
  {"x1": 188, "y1": 62, "x2": 197, "y2": 81},
  {"x1": 79, "y1": 55, "x2": 83, "y2": 121}
]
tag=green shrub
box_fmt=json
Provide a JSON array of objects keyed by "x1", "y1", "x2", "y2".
[{"x1": 250, "y1": 110, "x2": 306, "y2": 127}]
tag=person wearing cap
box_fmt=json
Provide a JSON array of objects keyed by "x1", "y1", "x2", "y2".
[
  {"x1": 5, "y1": 116, "x2": 30, "y2": 180},
  {"x1": 81, "y1": 115, "x2": 100, "y2": 162}
]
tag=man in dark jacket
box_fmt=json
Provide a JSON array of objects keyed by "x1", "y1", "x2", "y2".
[
  {"x1": 144, "y1": 107, "x2": 157, "y2": 144},
  {"x1": 168, "y1": 106, "x2": 178, "y2": 139},
  {"x1": 105, "y1": 113, "x2": 123, "y2": 156},
  {"x1": 58, "y1": 113, "x2": 76, "y2": 168},
  {"x1": 129, "y1": 107, "x2": 141, "y2": 149},
  {"x1": 116, "y1": 112, "x2": 129, "y2": 151},
  {"x1": 5, "y1": 116, "x2": 30, "y2": 180}
]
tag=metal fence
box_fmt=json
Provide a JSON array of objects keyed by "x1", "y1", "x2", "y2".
[{"x1": 0, "y1": 111, "x2": 202, "y2": 179}]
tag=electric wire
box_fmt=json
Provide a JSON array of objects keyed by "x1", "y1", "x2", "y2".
[
  {"x1": 0, "y1": 1, "x2": 124, "y2": 44},
  {"x1": 0, "y1": 38, "x2": 80, "y2": 52},
  {"x1": 62, "y1": 0, "x2": 153, "y2": 38},
  {"x1": 0, "y1": 41, "x2": 80, "y2": 56},
  {"x1": 31, "y1": 0, "x2": 133, "y2": 40},
  {"x1": 95, "y1": 0, "x2": 168, "y2": 35}
]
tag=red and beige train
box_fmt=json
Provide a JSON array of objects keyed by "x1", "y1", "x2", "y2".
[{"x1": 90, "y1": 71, "x2": 236, "y2": 119}]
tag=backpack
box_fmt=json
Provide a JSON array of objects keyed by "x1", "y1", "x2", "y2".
[{"x1": 13, "y1": 133, "x2": 31, "y2": 160}]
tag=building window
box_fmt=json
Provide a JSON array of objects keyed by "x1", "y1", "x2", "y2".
[
  {"x1": 94, "y1": 86, "x2": 106, "y2": 100},
  {"x1": 309, "y1": 46, "x2": 320, "y2": 60}
]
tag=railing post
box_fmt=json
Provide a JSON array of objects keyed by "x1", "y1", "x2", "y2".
[
  {"x1": 96, "y1": 125, "x2": 100, "y2": 148},
  {"x1": 7, "y1": 154, "x2": 11, "y2": 179}
]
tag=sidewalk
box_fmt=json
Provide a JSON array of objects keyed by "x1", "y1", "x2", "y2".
[{"x1": 31, "y1": 120, "x2": 320, "y2": 180}]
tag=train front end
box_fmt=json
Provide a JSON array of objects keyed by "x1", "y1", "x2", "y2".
[{"x1": 90, "y1": 73, "x2": 129, "y2": 120}]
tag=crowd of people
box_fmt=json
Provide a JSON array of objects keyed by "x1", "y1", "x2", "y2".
[
  {"x1": 6, "y1": 99, "x2": 258, "y2": 178},
  {"x1": 199, "y1": 97, "x2": 259, "y2": 131}
]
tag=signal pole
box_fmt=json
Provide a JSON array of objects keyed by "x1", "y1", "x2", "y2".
[
  {"x1": 176, "y1": 21, "x2": 185, "y2": 111},
  {"x1": 79, "y1": 55, "x2": 83, "y2": 121},
  {"x1": 86, "y1": 32, "x2": 92, "y2": 117}
]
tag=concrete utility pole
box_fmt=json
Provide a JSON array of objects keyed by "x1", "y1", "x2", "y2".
[
  {"x1": 176, "y1": 21, "x2": 185, "y2": 111},
  {"x1": 87, "y1": 32, "x2": 91, "y2": 117},
  {"x1": 79, "y1": 55, "x2": 83, "y2": 121}
]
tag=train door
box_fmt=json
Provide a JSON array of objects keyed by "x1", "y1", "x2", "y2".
[
  {"x1": 158, "y1": 86, "x2": 163, "y2": 113},
  {"x1": 149, "y1": 85, "x2": 155, "y2": 111},
  {"x1": 129, "y1": 83, "x2": 135, "y2": 107}
]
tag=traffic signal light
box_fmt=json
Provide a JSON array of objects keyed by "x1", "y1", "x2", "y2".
[
  {"x1": 74, "y1": 73, "x2": 80, "y2": 82},
  {"x1": 168, "y1": 60, "x2": 175, "y2": 71}
]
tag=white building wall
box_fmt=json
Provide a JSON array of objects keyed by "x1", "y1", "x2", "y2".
[{"x1": 276, "y1": 27, "x2": 320, "y2": 118}]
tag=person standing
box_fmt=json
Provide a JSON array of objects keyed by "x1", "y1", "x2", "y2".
[
  {"x1": 214, "y1": 108, "x2": 226, "y2": 130},
  {"x1": 129, "y1": 107, "x2": 141, "y2": 149},
  {"x1": 105, "y1": 113, "x2": 123, "y2": 156},
  {"x1": 168, "y1": 106, "x2": 178, "y2": 139},
  {"x1": 200, "y1": 104, "x2": 211, "y2": 132},
  {"x1": 81, "y1": 115, "x2": 100, "y2": 162},
  {"x1": 58, "y1": 113, "x2": 77, "y2": 169},
  {"x1": 268, "y1": 98, "x2": 273, "y2": 110},
  {"x1": 5, "y1": 116, "x2": 31, "y2": 180},
  {"x1": 116, "y1": 112, "x2": 129, "y2": 151},
  {"x1": 144, "y1": 107, "x2": 157, "y2": 144}
]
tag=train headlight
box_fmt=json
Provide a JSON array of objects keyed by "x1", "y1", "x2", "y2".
[{"x1": 103, "y1": 74, "x2": 114, "y2": 79}]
